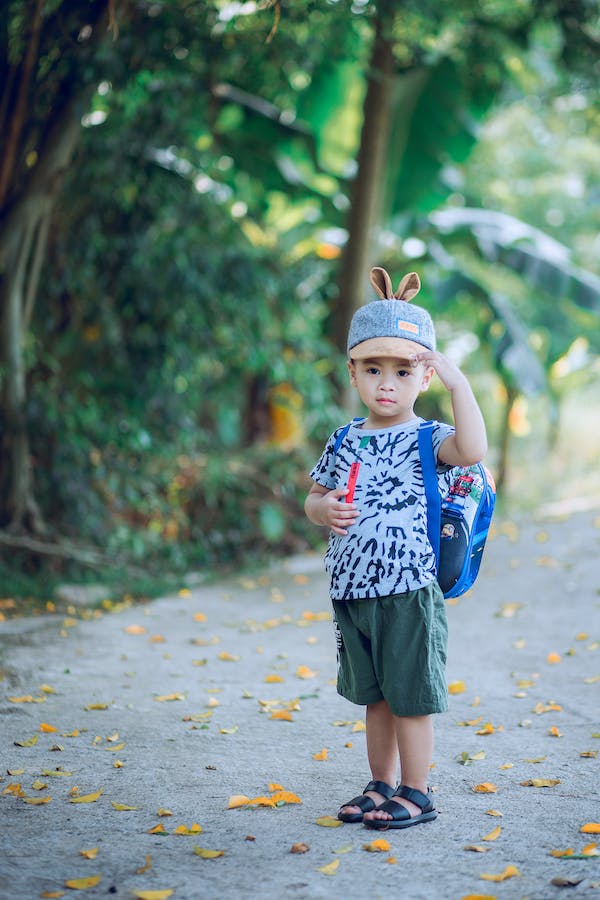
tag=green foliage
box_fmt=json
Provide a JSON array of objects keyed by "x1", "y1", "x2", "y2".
[{"x1": 2, "y1": 0, "x2": 600, "y2": 596}]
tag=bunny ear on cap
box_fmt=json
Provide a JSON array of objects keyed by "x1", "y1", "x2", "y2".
[
  {"x1": 369, "y1": 267, "x2": 394, "y2": 299},
  {"x1": 394, "y1": 271, "x2": 421, "y2": 302}
]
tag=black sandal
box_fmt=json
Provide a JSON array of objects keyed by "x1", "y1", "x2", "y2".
[
  {"x1": 364, "y1": 785, "x2": 437, "y2": 829},
  {"x1": 337, "y1": 780, "x2": 396, "y2": 823}
]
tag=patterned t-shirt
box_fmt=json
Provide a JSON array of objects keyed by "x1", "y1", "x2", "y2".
[{"x1": 310, "y1": 417, "x2": 454, "y2": 600}]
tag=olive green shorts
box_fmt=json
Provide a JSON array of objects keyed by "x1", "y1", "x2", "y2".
[{"x1": 332, "y1": 582, "x2": 448, "y2": 717}]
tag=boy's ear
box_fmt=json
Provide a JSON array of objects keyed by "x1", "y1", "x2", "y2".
[
  {"x1": 347, "y1": 358, "x2": 358, "y2": 385},
  {"x1": 420, "y1": 365, "x2": 435, "y2": 392}
]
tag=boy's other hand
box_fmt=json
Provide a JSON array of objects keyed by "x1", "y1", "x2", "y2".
[{"x1": 320, "y1": 488, "x2": 359, "y2": 536}]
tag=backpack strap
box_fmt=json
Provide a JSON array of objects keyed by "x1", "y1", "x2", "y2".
[
  {"x1": 333, "y1": 417, "x2": 365, "y2": 454},
  {"x1": 418, "y1": 420, "x2": 441, "y2": 563}
]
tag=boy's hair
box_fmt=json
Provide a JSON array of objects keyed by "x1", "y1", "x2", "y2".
[{"x1": 347, "y1": 267, "x2": 436, "y2": 359}]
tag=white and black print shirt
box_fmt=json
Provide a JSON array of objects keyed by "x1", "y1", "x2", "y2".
[{"x1": 310, "y1": 417, "x2": 454, "y2": 600}]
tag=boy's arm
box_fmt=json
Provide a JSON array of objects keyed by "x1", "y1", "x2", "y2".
[
  {"x1": 415, "y1": 350, "x2": 488, "y2": 467},
  {"x1": 305, "y1": 482, "x2": 359, "y2": 537}
]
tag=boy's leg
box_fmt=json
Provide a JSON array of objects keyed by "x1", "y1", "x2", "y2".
[
  {"x1": 363, "y1": 714, "x2": 433, "y2": 822},
  {"x1": 338, "y1": 699, "x2": 398, "y2": 817}
]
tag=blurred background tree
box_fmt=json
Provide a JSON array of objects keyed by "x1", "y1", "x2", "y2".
[{"x1": 1, "y1": 0, "x2": 598, "y2": 597}]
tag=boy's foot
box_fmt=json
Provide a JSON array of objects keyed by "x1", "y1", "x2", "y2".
[
  {"x1": 363, "y1": 785, "x2": 437, "y2": 829},
  {"x1": 337, "y1": 780, "x2": 396, "y2": 823}
]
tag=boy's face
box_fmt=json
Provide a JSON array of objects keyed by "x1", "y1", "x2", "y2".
[{"x1": 347, "y1": 354, "x2": 434, "y2": 428}]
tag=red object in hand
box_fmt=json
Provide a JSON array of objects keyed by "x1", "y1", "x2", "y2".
[{"x1": 346, "y1": 462, "x2": 360, "y2": 503}]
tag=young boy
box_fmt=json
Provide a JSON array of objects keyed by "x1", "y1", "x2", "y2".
[{"x1": 305, "y1": 267, "x2": 487, "y2": 829}]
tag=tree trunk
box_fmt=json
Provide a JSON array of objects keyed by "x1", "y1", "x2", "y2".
[
  {"x1": 497, "y1": 383, "x2": 517, "y2": 492},
  {"x1": 0, "y1": 97, "x2": 85, "y2": 532},
  {"x1": 332, "y1": 7, "x2": 396, "y2": 356}
]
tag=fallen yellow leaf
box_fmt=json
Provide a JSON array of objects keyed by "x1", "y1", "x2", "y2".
[
  {"x1": 546, "y1": 652, "x2": 561, "y2": 664},
  {"x1": 193, "y1": 612, "x2": 207, "y2": 622},
  {"x1": 475, "y1": 723, "x2": 497, "y2": 736},
  {"x1": 482, "y1": 826, "x2": 502, "y2": 841},
  {"x1": 520, "y1": 779, "x2": 560, "y2": 788},
  {"x1": 480, "y1": 864, "x2": 520, "y2": 882},
  {"x1": 130, "y1": 891, "x2": 173, "y2": 900},
  {"x1": 64, "y1": 875, "x2": 102, "y2": 889},
  {"x1": 78, "y1": 849, "x2": 98, "y2": 860},
  {"x1": 291, "y1": 842, "x2": 310, "y2": 854},
  {"x1": 157, "y1": 808, "x2": 173, "y2": 817},
  {"x1": 111, "y1": 801, "x2": 138, "y2": 811},
  {"x1": 270, "y1": 710, "x2": 293, "y2": 721},
  {"x1": 124, "y1": 624, "x2": 146, "y2": 634},
  {"x1": 105, "y1": 742, "x2": 125, "y2": 752},
  {"x1": 173, "y1": 823, "x2": 202, "y2": 835},
  {"x1": 301, "y1": 610, "x2": 330, "y2": 621},
  {"x1": 318, "y1": 858, "x2": 340, "y2": 876},
  {"x1": 23, "y1": 796, "x2": 51, "y2": 805},
  {"x1": 473, "y1": 783, "x2": 497, "y2": 793},
  {"x1": 217, "y1": 651, "x2": 239, "y2": 661},
  {"x1": 460, "y1": 895, "x2": 497, "y2": 900},
  {"x1": 269, "y1": 790, "x2": 301, "y2": 805},
  {"x1": 147, "y1": 824, "x2": 166, "y2": 834},
  {"x1": 581, "y1": 823, "x2": 600, "y2": 834},
  {"x1": 264, "y1": 674, "x2": 284, "y2": 683},
  {"x1": 448, "y1": 680, "x2": 466, "y2": 694},
  {"x1": 550, "y1": 848, "x2": 574, "y2": 858},
  {"x1": 296, "y1": 665, "x2": 317, "y2": 679},
  {"x1": 316, "y1": 816, "x2": 343, "y2": 827},
  {"x1": 154, "y1": 693, "x2": 185, "y2": 702},
  {"x1": 193, "y1": 846, "x2": 225, "y2": 858},
  {"x1": 135, "y1": 854, "x2": 152, "y2": 874},
  {"x1": 2, "y1": 784, "x2": 24, "y2": 796},
  {"x1": 70, "y1": 789, "x2": 103, "y2": 804},
  {"x1": 227, "y1": 794, "x2": 251, "y2": 809},
  {"x1": 40, "y1": 722, "x2": 58, "y2": 733},
  {"x1": 83, "y1": 703, "x2": 109, "y2": 711},
  {"x1": 14, "y1": 734, "x2": 38, "y2": 747},
  {"x1": 363, "y1": 838, "x2": 391, "y2": 852},
  {"x1": 313, "y1": 748, "x2": 328, "y2": 761}
]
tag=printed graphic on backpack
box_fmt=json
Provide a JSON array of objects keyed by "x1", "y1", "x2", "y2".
[{"x1": 437, "y1": 464, "x2": 496, "y2": 598}]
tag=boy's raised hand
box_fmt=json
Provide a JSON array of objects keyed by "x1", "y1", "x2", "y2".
[{"x1": 413, "y1": 350, "x2": 468, "y2": 392}]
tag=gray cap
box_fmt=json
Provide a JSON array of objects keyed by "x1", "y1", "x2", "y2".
[{"x1": 347, "y1": 268, "x2": 436, "y2": 358}]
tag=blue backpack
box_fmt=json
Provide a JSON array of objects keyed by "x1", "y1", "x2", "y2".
[
  {"x1": 333, "y1": 419, "x2": 496, "y2": 599},
  {"x1": 418, "y1": 420, "x2": 496, "y2": 598}
]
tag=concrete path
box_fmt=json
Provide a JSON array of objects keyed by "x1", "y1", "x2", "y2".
[{"x1": 1, "y1": 510, "x2": 600, "y2": 899}]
